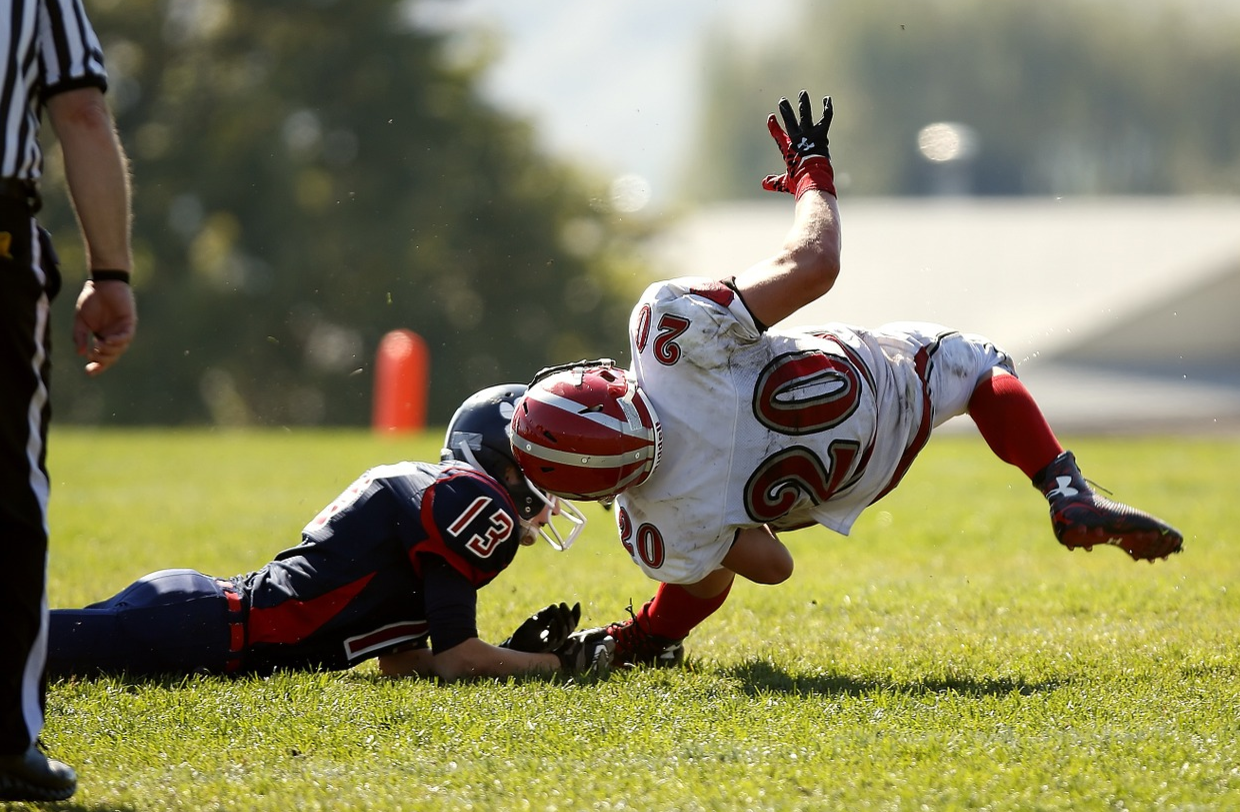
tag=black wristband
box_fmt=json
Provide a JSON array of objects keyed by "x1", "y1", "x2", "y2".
[{"x1": 91, "y1": 269, "x2": 131, "y2": 284}]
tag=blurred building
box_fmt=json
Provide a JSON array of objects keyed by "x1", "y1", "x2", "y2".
[{"x1": 648, "y1": 197, "x2": 1240, "y2": 433}]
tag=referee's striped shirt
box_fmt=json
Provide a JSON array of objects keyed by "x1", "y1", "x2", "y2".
[{"x1": 1, "y1": 0, "x2": 108, "y2": 182}]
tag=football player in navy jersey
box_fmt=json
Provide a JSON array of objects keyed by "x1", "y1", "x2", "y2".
[{"x1": 47, "y1": 385, "x2": 612, "y2": 682}]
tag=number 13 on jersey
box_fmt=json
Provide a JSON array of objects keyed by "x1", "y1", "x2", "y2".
[{"x1": 447, "y1": 496, "x2": 516, "y2": 558}]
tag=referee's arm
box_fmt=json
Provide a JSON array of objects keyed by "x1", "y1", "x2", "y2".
[
  {"x1": 46, "y1": 86, "x2": 137, "y2": 374},
  {"x1": 45, "y1": 86, "x2": 132, "y2": 275}
]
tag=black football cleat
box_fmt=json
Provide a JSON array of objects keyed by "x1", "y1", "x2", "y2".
[
  {"x1": 601, "y1": 607, "x2": 685, "y2": 668},
  {"x1": 0, "y1": 745, "x2": 77, "y2": 802},
  {"x1": 1033, "y1": 450, "x2": 1183, "y2": 562}
]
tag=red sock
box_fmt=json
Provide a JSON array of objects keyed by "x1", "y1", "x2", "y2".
[
  {"x1": 638, "y1": 581, "x2": 732, "y2": 640},
  {"x1": 967, "y1": 373, "x2": 1063, "y2": 479}
]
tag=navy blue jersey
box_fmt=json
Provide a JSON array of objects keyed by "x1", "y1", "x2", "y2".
[{"x1": 236, "y1": 460, "x2": 522, "y2": 673}]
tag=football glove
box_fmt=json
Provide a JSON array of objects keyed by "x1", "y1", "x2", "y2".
[
  {"x1": 554, "y1": 628, "x2": 615, "y2": 677},
  {"x1": 761, "y1": 90, "x2": 837, "y2": 199},
  {"x1": 499, "y1": 602, "x2": 581, "y2": 653}
]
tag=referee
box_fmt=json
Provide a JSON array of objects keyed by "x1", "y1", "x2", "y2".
[{"x1": 1, "y1": 0, "x2": 137, "y2": 802}]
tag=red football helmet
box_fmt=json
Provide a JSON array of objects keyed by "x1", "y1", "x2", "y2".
[{"x1": 510, "y1": 360, "x2": 663, "y2": 501}]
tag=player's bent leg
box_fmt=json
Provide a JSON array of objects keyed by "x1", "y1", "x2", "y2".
[
  {"x1": 1033, "y1": 451, "x2": 1183, "y2": 562},
  {"x1": 600, "y1": 607, "x2": 686, "y2": 668},
  {"x1": 48, "y1": 569, "x2": 236, "y2": 677},
  {"x1": 721, "y1": 527, "x2": 792, "y2": 585},
  {"x1": 967, "y1": 370, "x2": 1064, "y2": 479},
  {"x1": 594, "y1": 579, "x2": 735, "y2": 668},
  {"x1": 873, "y1": 323, "x2": 1014, "y2": 431}
]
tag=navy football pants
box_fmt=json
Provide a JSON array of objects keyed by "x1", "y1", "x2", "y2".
[{"x1": 47, "y1": 570, "x2": 236, "y2": 678}]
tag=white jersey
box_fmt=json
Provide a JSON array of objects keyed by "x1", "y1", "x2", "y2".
[{"x1": 613, "y1": 277, "x2": 1010, "y2": 584}]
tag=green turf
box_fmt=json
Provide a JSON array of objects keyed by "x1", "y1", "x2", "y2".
[{"x1": 37, "y1": 428, "x2": 1240, "y2": 811}]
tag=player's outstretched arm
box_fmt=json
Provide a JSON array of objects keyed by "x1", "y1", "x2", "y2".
[
  {"x1": 398, "y1": 557, "x2": 609, "y2": 681},
  {"x1": 733, "y1": 90, "x2": 842, "y2": 328},
  {"x1": 376, "y1": 638, "x2": 560, "y2": 680},
  {"x1": 733, "y1": 190, "x2": 841, "y2": 328},
  {"x1": 378, "y1": 633, "x2": 614, "y2": 682},
  {"x1": 422, "y1": 637, "x2": 562, "y2": 682}
]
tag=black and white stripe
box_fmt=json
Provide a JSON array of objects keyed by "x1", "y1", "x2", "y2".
[
  {"x1": 0, "y1": 0, "x2": 107, "y2": 181},
  {"x1": 0, "y1": 0, "x2": 107, "y2": 758},
  {"x1": 0, "y1": 207, "x2": 54, "y2": 752}
]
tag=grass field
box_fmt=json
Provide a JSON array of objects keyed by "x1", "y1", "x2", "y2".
[{"x1": 35, "y1": 428, "x2": 1240, "y2": 811}]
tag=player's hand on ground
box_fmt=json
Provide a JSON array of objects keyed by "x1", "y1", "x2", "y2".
[
  {"x1": 554, "y1": 628, "x2": 615, "y2": 677},
  {"x1": 762, "y1": 90, "x2": 834, "y2": 194},
  {"x1": 499, "y1": 601, "x2": 581, "y2": 652}
]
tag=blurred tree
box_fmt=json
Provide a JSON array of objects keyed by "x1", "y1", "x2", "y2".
[
  {"x1": 689, "y1": 0, "x2": 1240, "y2": 199},
  {"x1": 41, "y1": 0, "x2": 649, "y2": 426}
]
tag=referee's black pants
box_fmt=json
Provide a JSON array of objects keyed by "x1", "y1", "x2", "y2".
[{"x1": 0, "y1": 197, "x2": 60, "y2": 755}]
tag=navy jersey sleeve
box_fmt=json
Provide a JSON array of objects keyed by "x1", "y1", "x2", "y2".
[
  {"x1": 419, "y1": 554, "x2": 480, "y2": 653},
  {"x1": 412, "y1": 466, "x2": 522, "y2": 588}
]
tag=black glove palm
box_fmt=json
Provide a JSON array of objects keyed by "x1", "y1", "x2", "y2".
[{"x1": 499, "y1": 602, "x2": 581, "y2": 653}]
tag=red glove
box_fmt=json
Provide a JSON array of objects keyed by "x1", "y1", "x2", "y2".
[{"x1": 761, "y1": 91, "x2": 837, "y2": 199}]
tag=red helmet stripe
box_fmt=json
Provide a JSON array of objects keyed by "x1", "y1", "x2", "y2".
[
  {"x1": 510, "y1": 363, "x2": 663, "y2": 500},
  {"x1": 523, "y1": 387, "x2": 642, "y2": 433}
]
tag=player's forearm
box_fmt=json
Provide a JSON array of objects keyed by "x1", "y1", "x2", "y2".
[
  {"x1": 777, "y1": 189, "x2": 842, "y2": 304},
  {"x1": 790, "y1": 188, "x2": 842, "y2": 271},
  {"x1": 733, "y1": 190, "x2": 842, "y2": 327},
  {"x1": 430, "y1": 637, "x2": 561, "y2": 682},
  {"x1": 46, "y1": 88, "x2": 133, "y2": 272}
]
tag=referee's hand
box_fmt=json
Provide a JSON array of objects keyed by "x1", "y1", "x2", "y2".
[{"x1": 73, "y1": 280, "x2": 137, "y2": 376}]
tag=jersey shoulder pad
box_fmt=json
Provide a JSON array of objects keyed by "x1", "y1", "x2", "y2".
[
  {"x1": 643, "y1": 277, "x2": 759, "y2": 339},
  {"x1": 423, "y1": 467, "x2": 521, "y2": 582}
]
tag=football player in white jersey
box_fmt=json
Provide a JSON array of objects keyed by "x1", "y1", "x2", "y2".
[{"x1": 513, "y1": 91, "x2": 1183, "y2": 667}]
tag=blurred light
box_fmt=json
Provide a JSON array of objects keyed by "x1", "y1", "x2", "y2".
[
  {"x1": 199, "y1": 368, "x2": 252, "y2": 426},
  {"x1": 164, "y1": 0, "x2": 231, "y2": 45},
  {"x1": 609, "y1": 174, "x2": 651, "y2": 213},
  {"x1": 435, "y1": 277, "x2": 485, "y2": 331},
  {"x1": 283, "y1": 110, "x2": 323, "y2": 156},
  {"x1": 304, "y1": 323, "x2": 363, "y2": 373},
  {"x1": 917, "y1": 122, "x2": 979, "y2": 163},
  {"x1": 102, "y1": 38, "x2": 143, "y2": 76}
]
